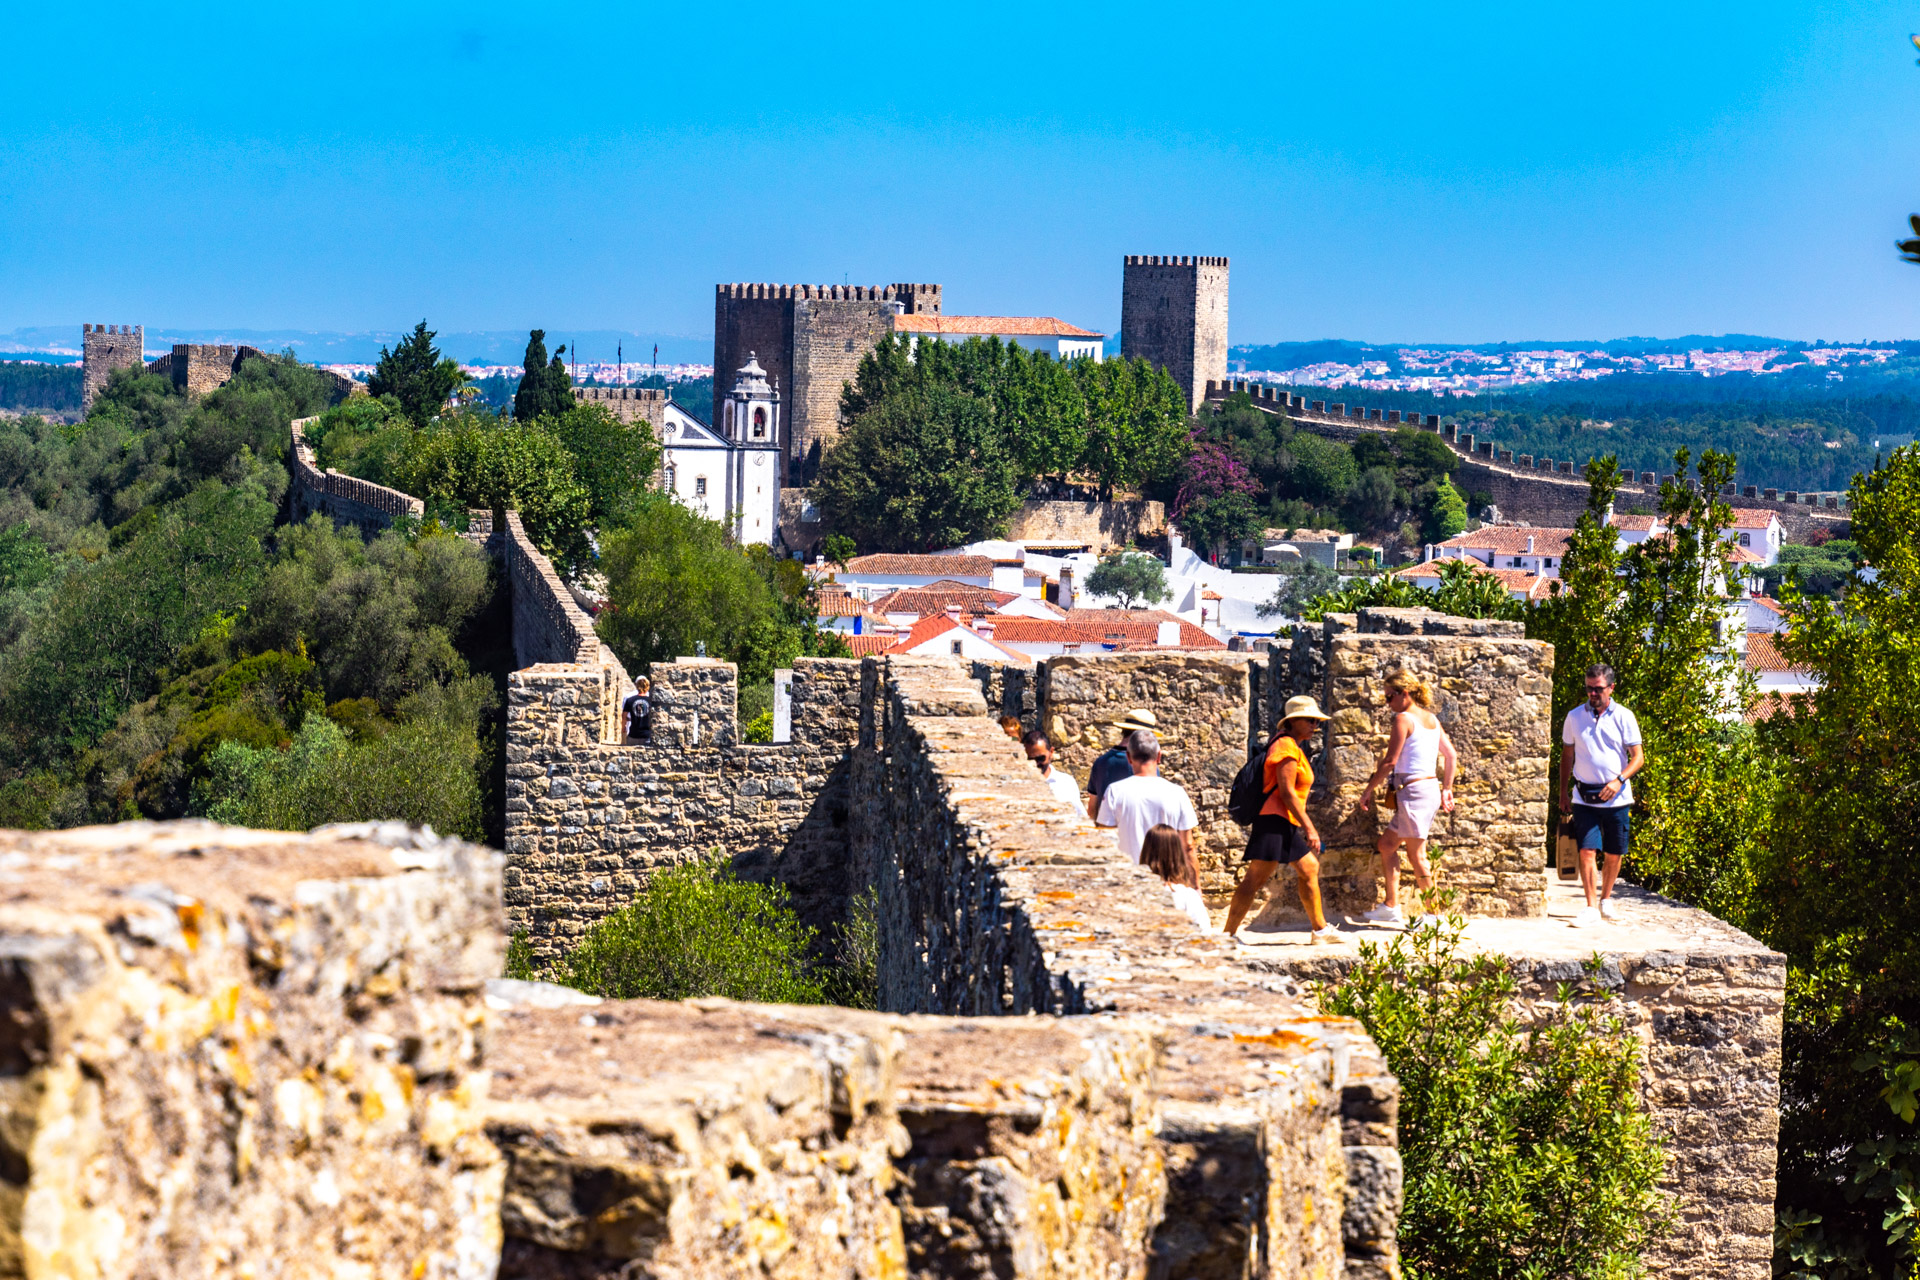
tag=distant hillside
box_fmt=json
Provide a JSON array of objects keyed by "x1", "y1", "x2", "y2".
[
  {"x1": 0, "y1": 327, "x2": 713, "y2": 367},
  {"x1": 0, "y1": 362, "x2": 81, "y2": 412}
]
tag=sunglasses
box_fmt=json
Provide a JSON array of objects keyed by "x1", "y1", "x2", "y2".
[{"x1": 1030, "y1": 753, "x2": 1051, "y2": 769}]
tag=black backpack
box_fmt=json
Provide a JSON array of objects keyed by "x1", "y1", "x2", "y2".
[{"x1": 1227, "y1": 735, "x2": 1283, "y2": 826}]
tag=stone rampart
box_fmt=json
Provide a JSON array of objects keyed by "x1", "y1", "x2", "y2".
[
  {"x1": 1281, "y1": 608, "x2": 1551, "y2": 921},
  {"x1": 503, "y1": 656, "x2": 862, "y2": 953},
  {"x1": 1207, "y1": 380, "x2": 1852, "y2": 536},
  {"x1": 852, "y1": 656, "x2": 1399, "y2": 1277},
  {"x1": 287, "y1": 415, "x2": 426, "y2": 532},
  {"x1": 1249, "y1": 883, "x2": 1785, "y2": 1280}
]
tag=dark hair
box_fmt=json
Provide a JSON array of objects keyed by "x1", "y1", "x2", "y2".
[
  {"x1": 1584, "y1": 663, "x2": 1616, "y2": 686},
  {"x1": 1021, "y1": 728, "x2": 1051, "y2": 751},
  {"x1": 1140, "y1": 823, "x2": 1198, "y2": 889}
]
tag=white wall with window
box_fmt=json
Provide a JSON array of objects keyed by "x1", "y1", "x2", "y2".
[{"x1": 657, "y1": 400, "x2": 780, "y2": 545}]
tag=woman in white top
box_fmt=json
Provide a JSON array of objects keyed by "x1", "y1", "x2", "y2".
[
  {"x1": 1360, "y1": 671, "x2": 1457, "y2": 926},
  {"x1": 1141, "y1": 823, "x2": 1213, "y2": 933}
]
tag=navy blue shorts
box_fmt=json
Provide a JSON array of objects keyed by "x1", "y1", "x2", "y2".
[{"x1": 1568, "y1": 804, "x2": 1630, "y2": 858}]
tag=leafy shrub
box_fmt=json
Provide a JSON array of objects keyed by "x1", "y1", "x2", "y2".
[
  {"x1": 824, "y1": 887, "x2": 880, "y2": 1009},
  {"x1": 551, "y1": 860, "x2": 828, "y2": 1004},
  {"x1": 1320, "y1": 923, "x2": 1669, "y2": 1279},
  {"x1": 742, "y1": 710, "x2": 774, "y2": 743}
]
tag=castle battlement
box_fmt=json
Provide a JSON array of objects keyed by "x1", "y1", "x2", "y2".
[
  {"x1": 1123, "y1": 254, "x2": 1229, "y2": 267},
  {"x1": 717, "y1": 283, "x2": 902, "y2": 302}
]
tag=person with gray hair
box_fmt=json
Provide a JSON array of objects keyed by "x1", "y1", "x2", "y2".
[{"x1": 1095, "y1": 728, "x2": 1199, "y2": 867}]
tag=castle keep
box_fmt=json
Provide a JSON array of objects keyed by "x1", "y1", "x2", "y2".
[
  {"x1": 81, "y1": 323, "x2": 358, "y2": 408},
  {"x1": 713, "y1": 282, "x2": 943, "y2": 483},
  {"x1": 1123, "y1": 254, "x2": 1231, "y2": 412}
]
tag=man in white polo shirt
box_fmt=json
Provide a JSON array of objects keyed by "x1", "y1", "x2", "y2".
[
  {"x1": 1558, "y1": 663, "x2": 1645, "y2": 927},
  {"x1": 1096, "y1": 729, "x2": 1199, "y2": 865}
]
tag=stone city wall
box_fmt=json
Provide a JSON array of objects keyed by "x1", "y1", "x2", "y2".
[
  {"x1": 1036, "y1": 653, "x2": 1253, "y2": 896},
  {"x1": 1254, "y1": 890, "x2": 1785, "y2": 1280},
  {"x1": 1207, "y1": 380, "x2": 1851, "y2": 537},
  {"x1": 287, "y1": 415, "x2": 426, "y2": 533},
  {"x1": 5, "y1": 817, "x2": 1388, "y2": 1280},
  {"x1": 1281, "y1": 609, "x2": 1552, "y2": 922},
  {"x1": 1006, "y1": 497, "x2": 1168, "y2": 551},
  {"x1": 502, "y1": 656, "x2": 862, "y2": 955},
  {"x1": 80, "y1": 322, "x2": 144, "y2": 411},
  {"x1": 852, "y1": 655, "x2": 1400, "y2": 1278}
]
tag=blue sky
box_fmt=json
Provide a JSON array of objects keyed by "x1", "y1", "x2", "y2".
[{"x1": 5, "y1": 1, "x2": 1920, "y2": 345}]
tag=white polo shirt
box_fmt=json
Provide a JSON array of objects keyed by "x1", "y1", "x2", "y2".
[
  {"x1": 1562, "y1": 700, "x2": 1642, "y2": 808},
  {"x1": 1041, "y1": 765, "x2": 1084, "y2": 812}
]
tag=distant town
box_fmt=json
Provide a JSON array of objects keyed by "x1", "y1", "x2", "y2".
[{"x1": 1232, "y1": 342, "x2": 1898, "y2": 395}]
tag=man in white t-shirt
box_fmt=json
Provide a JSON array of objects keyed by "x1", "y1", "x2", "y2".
[
  {"x1": 1559, "y1": 662, "x2": 1645, "y2": 928},
  {"x1": 1022, "y1": 729, "x2": 1087, "y2": 812},
  {"x1": 1096, "y1": 729, "x2": 1199, "y2": 864}
]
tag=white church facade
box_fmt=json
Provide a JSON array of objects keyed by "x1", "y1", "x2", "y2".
[{"x1": 659, "y1": 353, "x2": 782, "y2": 545}]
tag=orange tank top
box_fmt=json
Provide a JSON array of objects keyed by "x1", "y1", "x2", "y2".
[{"x1": 1261, "y1": 735, "x2": 1313, "y2": 821}]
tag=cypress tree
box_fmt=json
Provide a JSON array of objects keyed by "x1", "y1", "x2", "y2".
[
  {"x1": 514, "y1": 330, "x2": 551, "y2": 422},
  {"x1": 546, "y1": 346, "x2": 573, "y2": 419}
]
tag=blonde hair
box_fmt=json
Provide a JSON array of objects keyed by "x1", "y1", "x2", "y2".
[{"x1": 1385, "y1": 670, "x2": 1434, "y2": 710}]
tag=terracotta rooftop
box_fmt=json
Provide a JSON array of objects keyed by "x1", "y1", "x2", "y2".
[
  {"x1": 843, "y1": 554, "x2": 996, "y2": 578},
  {"x1": 1728, "y1": 508, "x2": 1782, "y2": 530},
  {"x1": 816, "y1": 590, "x2": 872, "y2": 617},
  {"x1": 891, "y1": 314, "x2": 1103, "y2": 338},
  {"x1": 1433, "y1": 527, "x2": 1574, "y2": 558},
  {"x1": 1745, "y1": 691, "x2": 1811, "y2": 723},
  {"x1": 1607, "y1": 513, "x2": 1661, "y2": 531},
  {"x1": 869, "y1": 583, "x2": 1019, "y2": 616},
  {"x1": 845, "y1": 635, "x2": 893, "y2": 656},
  {"x1": 883, "y1": 614, "x2": 1030, "y2": 664},
  {"x1": 1744, "y1": 633, "x2": 1811, "y2": 674},
  {"x1": 1060, "y1": 609, "x2": 1225, "y2": 649},
  {"x1": 1397, "y1": 560, "x2": 1554, "y2": 599}
]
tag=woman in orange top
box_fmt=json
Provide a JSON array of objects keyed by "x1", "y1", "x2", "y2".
[{"x1": 1224, "y1": 695, "x2": 1340, "y2": 942}]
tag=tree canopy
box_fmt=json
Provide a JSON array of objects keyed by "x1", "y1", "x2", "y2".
[{"x1": 368, "y1": 320, "x2": 467, "y2": 425}]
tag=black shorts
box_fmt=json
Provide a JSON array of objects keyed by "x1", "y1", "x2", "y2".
[{"x1": 1244, "y1": 813, "x2": 1311, "y2": 865}]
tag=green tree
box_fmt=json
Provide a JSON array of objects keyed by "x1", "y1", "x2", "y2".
[
  {"x1": 815, "y1": 382, "x2": 1022, "y2": 552},
  {"x1": 513, "y1": 329, "x2": 557, "y2": 422},
  {"x1": 548, "y1": 860, "x2": 828, "y2": 1003},
  {"x1": 1322, "y1": 925, "x2": 1669, "y2": 1278},
  {"x1": 1424, "y1": 477, "x2": 1469, "y2": 543},
  {"x1": 1284, "y1": 431, "x2": 1359, "y2": 508},
  {"x1": 1758, "y1": 444, "x2": 1920, "y2": 1272},
  {"x1": 535, "y1": 402, "x2": 661, "y2": 530},
  {"x1": 368, "y1": 320, "x2": 466, "y2": 425},
  {"x1": 1345, "y1": 466, "x2": 1398, "y2": 527},
  {"x1": 596, "y1": 496, "x2": 785, "y2": 673},
  {"x1": 1257, "y1": 560, "x2": 1341, "y2": 620},
  {"x1": 396, "y1": 416, "x2": 594, "y2": 574},
  {"x1": 1083, "y1": 551, "x2": 1170, "y2": 609},
  {"x1": 822, "y1": 533, "x2": 856, "y2": 567},
  {"x1": 1074, "y1": 356, "x2": 1189, "y2": 501}
]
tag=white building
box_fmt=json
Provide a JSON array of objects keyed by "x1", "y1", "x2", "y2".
[
  {"x1": 659, "y1": 356, "x2": 782, "y2": 544},
  {"x1": 892, "y1": 314, "x2": 1104, "y2": 361},
  {"x1": 1726, "y1": 509, "x2": 1785, "y2": 567}
]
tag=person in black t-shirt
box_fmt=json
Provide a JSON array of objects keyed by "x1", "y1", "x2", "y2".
[
  {"x1": 622, "y1": 677, "x2": 652, "y2": 743},
  {"x1": 1084, "y1": 709, "x2": 1166, "y2": 818}
]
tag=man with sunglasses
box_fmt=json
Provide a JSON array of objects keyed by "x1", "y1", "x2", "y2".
[
  {"x1": 1559, "y1": 663, "x2": 1644, "y2": 927},
  {"x1": 1022, "y1": 729, "x2": 1086, "y2": 811}
]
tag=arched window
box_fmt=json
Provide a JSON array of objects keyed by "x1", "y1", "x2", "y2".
[{"x1": 753, "y1": 406, "x2": 767, "y2": 438}]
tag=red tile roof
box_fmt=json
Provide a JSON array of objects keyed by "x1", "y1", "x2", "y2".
[
  {"x1": 845, "y1": 635, "x2": 893, "y2": 656},
  {"x1": 816, "y1": 590, "x2": 872, "y2": 617},
  {"x1": 891, "y1": 314, "x2": 1103, "y2": 338},
  {"x1": 1744, "y1": 633, "x2": 1811, "y2": 673},
  {"x1": 1607, "y1": 513, "x2": 1661, "y2": 531},
  {"x1": 1433, "y1": 527, "x2": 1573, "y2": 558},
  {"x1": 1059, "y1": 609, "x2": 1225, "y2": 649},
  {"x1": 1728, "y1": 508, "x2": 1782, "y2": 530},
  {"x1": 1398, "y1": 560, "x2": 1554, "y2": 599},
  {"x1": 843, "y1": 554, "x2": 997, "y2": 578},
  {"x1": 869, "y1": 583, "x2": 1018, "y2": 616},
  {"x1": 1745, "y1": 691, "x2": 1811, "y2": 723}
]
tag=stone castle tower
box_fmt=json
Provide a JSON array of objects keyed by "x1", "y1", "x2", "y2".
[
  {"x1": 81, "y1": 323, "x2": 144, "y2": 412},
  {"x1": 1120, "y1": 255, "x2": 1229, "y2": 412},
  {"x1": 712, "y1": 282, "x2": 942, "y2": 484}
]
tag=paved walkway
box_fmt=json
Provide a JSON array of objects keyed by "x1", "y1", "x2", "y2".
[{"x1": 1229, "y1": 873, "x2": 1771, "y2": 962}]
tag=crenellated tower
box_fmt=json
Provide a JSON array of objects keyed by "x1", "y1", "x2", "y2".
[
  {"x1": 1120, "y1": 255, "x2": 1229, "y2": 413},
  {"x1": 81, "y1": 323, "x2": 144, "y2": 412}
]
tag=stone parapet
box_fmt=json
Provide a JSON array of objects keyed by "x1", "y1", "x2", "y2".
[
  {"x1": 1006, "y1": 498, "x2": 1167, "y2": 551},
  {"x1": 0, "y1": 820, "x2": 506, "y2": 1278},
  {"x1": 287, "y1": 415, "x2": 425, "y2": 533},
  {"x1": 503, "y1": 657, "x2": 864, "y2": 954},
  {"x1": 856, "y1": 655, "x2": 1397, "y2": 1275},
  {"x1": 1239, "y1": 878, "x2": 1784, "y2": 1280}
]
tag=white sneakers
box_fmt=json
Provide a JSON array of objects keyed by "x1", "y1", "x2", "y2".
[
  {"x1": 1571, "y1": 906, "x2": 1603, "y2": 928},
  {"x1": 1416, "y1": 913, "x2": 1441, "y2": 929},
  {"x1": 1600, "y1": 899, "x2": 1619, "y2": 922},
  {"x1": 1360, "y1": 905, "x2": 1405, "y2": 925},
  {"x1": 1310, "y1": 922, "x2": 1344, "y2": 944}
]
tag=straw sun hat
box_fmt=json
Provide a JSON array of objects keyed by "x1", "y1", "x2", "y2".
[
  {"x1": 1279, "y1": 695, "x2": 1333, "y2": 724},
  {"x1": 1108, "y1": 708, "x2": 1171, "y2": 740}
]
